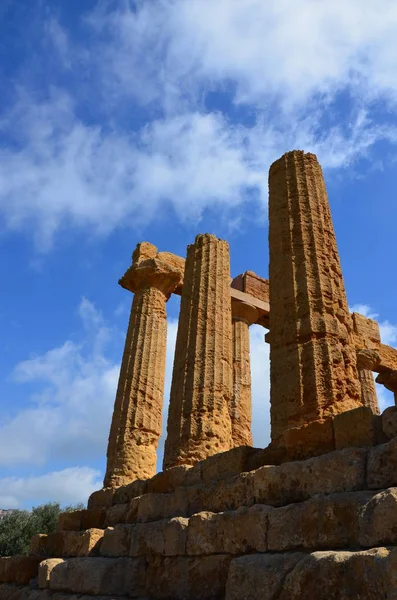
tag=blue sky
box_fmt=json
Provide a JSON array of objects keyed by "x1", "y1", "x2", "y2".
[{"x1": 1, "y1": 0, "x2": 397, "y2": 509}]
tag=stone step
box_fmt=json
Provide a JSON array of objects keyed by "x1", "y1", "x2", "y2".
[
  {"x1": 0, "y1": 557, "x2": 41, "y2": 585},
  {"x1": 0, "y1": 583, "x2": 137, "y2": 600},
  {"x1": 29, "y1": 528, "x2": 104, "y2": 559}
]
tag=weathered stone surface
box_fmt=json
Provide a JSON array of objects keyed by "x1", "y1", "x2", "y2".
[
  {"x1": 226, "y1": 553, "x2": 305, "y2": 600},
  {"x1": 49, "y1": 557, "x2": 146, "y2": 596},
  {"x1": 356, "y1": 349, "x2": 380, "y2": 414},
  {"x1": 279, "y1": 547, "x2": 397, "y2": 600},
  {"x1": 104, "y1": 243, "x2": 184, "y2": 488},
  {"x1": 46, "y1": 529, "x2": 103, "y2": 559},
  {"x1": 130, "y1": 517, "x2": 188, "y2": 556},
  {"x1": 38, "y1": 559, "x2": 64, "y2": 589},
  {"x1": 147, "y1": 555, "x2": 231, "y2": 600},
  {"x1": 254, "y1": 447, "x2": 366, "y2": 506},
  {"x1": 29, "y1": 534, "x2": 48, "y2": 557},
  {"x1": 100, "y1": 525, "x2": 134, "y2": 558},
  {"x1": 137, "y1": 489, "x2": 189, "y2": 523},
  {"x1": 148, "y1": 466, "x2": 192, "y2": 494},
  {"x1": 382, "y1": 406, "x2": 397, "y2": 440},
  {"x1": 104, "y1": 503, "x2": 128, "y2": 527},
  {"x1": 80, "y1": 509, "x2": 106, "y2": 531},
  {"x1": 200, "y1": 472, "x2": 255, "y2": 513},
  {"x1": 87, "y1": 488, "x2": 114, "y2": 510},
  {"x1": 163, "y1": 234, "x2": 234, "y2": 469},
  {"x1": 282, "y1": 417, "x2": 335, "y2": 460},
  {"x1": 57, "y1": 511, "x2": 83, "y2": 532},
  {"x1": 367, "y1": 436, "x2": 397, "y2": 489},
  {"x1": 359, "y1": 488, "x2": 397, "y2": 547},
  {"x1": 187, "y1": 505, "x2": 269, "y2": 555},
  {"x1": 230, "y1": 301, "x2": 258, "y2": 447},
  {"x1": 0, "y1": 557, "x2": 41, "y2": 585},
  {"x1": 376, "y1": 369, "x2": 397, "y2": 406},
  {"x1": 112, "y1": 479, "x2": 148, "y2": 505},
  {"x1": 200, "y1": 446, "x2": 258, "y2": 484},
  {"x1": 268, "y1": 151, "x2": 361, "y2": 441},
  {"x1": 268, "y1": 491, "x2": 371, "y2": 551},
  {"x1": 334, "y1": 406, "x2": 377, "y2": 450}
]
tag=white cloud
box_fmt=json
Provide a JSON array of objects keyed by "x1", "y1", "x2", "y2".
[
  {"x1": 0, "y1": 299, "x2": 119, "y2": 468},
  {"x1": 0, "y1": 467, "x2": 101, "y2": 509}
]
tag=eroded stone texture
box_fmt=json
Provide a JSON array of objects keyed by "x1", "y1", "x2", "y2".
[
  {"x1": 104, "y1": 243, "x2": 184, "y2": 487},
  {"x1": 163, "y1": 234, "x2": 233, "y2": 469},
  {"x1": 356, "y1": 349, "x2": 380, "y2": 414},
  {"x1": 230, "y1": 300, "x2": 259, "y2": 447},
  {"x1": 268, "y1": 151, "x2": 361, "y2": 441}
]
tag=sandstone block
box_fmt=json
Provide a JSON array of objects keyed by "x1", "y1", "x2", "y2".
[
  {"x1": 57, "y1": 511, "x2": 83, "y2": 532},
  {"x1": 112, "y1": 479, "x2": 148, "y2": 505},
  {"x1": 254, "y1": 447, "x2": 366, "y2": 506},
  {"x1": 104, "y1": 503, "x2": 128, "y2": 527},
  {"x1": 49, "y1": 557, "x2": 146, "y2": 597},
  {"x1": 101, "y1": 525, "x2": 134, "y2": 558},
  {"x1": 367, "y1": 436, "x2": 397, "y2": 489},
  {"x1": 382, "y1": 406, "x2": 397, "y2": 440},
  {"x1": 187, "y1": 505, "x2": 269, "y2": 555},
  {"x1": 359, "y1": 487, "x2": 397, "y2": 547},
  {"x1": 137, "y1": 489, "x2": 188, "y2": 523},
  {"x1": 283, "y1": 418, "x2": 335, "y2": 460},
  {"x1": 80, "y1": 508, "x2": 106, "y2": 531},
  {"x1": 148, "y1": 466, "x2": 192, "y2": 494},
  {"x1": 267, "y1": 492, "x2": 371, "y2": 552},
  {"x1": 333, "y1": 406, "x2": 377, "y2": 450},
  {"x1": 203, "y1": 472, "x2": 255, "y2": 513},
  {"x1": 38, "y1": 559, "x2": 64, "y2": 589},
  {"x1": 0, "y1": 557, "x2": 41, "y2": 585},
  {"x1": 279, "y1": 547, "x2": 397, "y2": 600},
  {"x1": 147, "y1": 555, "x2": 232, "y2": 600},
  {"x1": 29, "y1": 534, "x2": 48, "y2": 557},
  {"x1": 130, "y1": 517, "x2": 188, "y2": 556},
  {"x1": 200, "y1": 447, "x2": 258, "y2": 484},
  {"x1": 87, "y1": 488, "x2": 114, "y2": 510},
  {"x1": 225, "y1": 553, "x2": 305, "y2": 600}
]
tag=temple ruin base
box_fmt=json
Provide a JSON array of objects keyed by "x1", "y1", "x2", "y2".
[{"x1": 2, "y1": 405, "x2": 397, "y2": 600}]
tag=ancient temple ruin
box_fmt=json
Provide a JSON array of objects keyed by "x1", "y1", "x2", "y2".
[{"x1": 2, "y1": 151, "x2": 397, "y2": 599}]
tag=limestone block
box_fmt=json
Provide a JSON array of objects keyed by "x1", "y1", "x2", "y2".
[
  {"x1": 147, "y1": 555, "x2": 232, "y2": 600},
  {"x1": 112, "y1": 479, "x2": 148, "y2": 505},
  {"x1": 104, "y1": 503, "x2": 128, "y2": 527},
  {"x1": 225, "y1": 553, "x2": 306, "y2": 600},
  {"x1": 49, "y1": 557, "x2": 146, "y2": 597},
  {"x1": 125, "y1": 496, "x2": 141, "y2": 523},
  {"x1": 282, "y1": 418, "x2": 335, "y2": 460},
  {"x1": 38, "y1": 560, "x2": 64, "y2": 589},
  {"x1": 137, "y1": 489, "x2": 188, "y2": 523},
  {"x1": 367, "y1": 436, "x2": 397, "y2": 489},
  {"x1": 333, "y1": 406, "x2": 377, "y2": 450},
  {"x1": 87, "y1": 488, "x2": 114, "y2": 510},
  {"x1": 0, "y1": 557, "x2": 41, "y2": 585},
  {"x1": 359, "y1": 488, "x2": 397, "y2": 547},
  {"x1": 203, "y1": 472, "x2": 255, "y2": 513},
  {"x1": 200, "y1": 447, "x2": 258, "y2": 484},
  {"x1": 101, "y1": 525, "x2": 134, "y2": 558},
  {"x1": 0, "y1": 584, "x2": 32, "y2": 600},
  {"x1": 148, "y1": 466, "x2": 192, "y2": 494},
  {"x1": 267, "y1": 492, "x2": 371, "y2": 551},
  {"x1": 46, "y1": 533, "x2": 66, "y2": 558},
  {"x1": 130, "y1": 517, "x2": 188, "y2": 556},
  {"x1": 246, "y1": 445, "x2": 286, "y2": 471},
  {"x1": 382, "y1": 406, "x2": 397, "y2": 440},
  {"x1": 80, "y1": 508, "x2": 106, "y2": 531},
  {"x1": 254, "y1": 447, "x2": 366, "y2": 506},
  {"x1": 278, "y1": 547, "x2": 397, "y2": 600},
  {"x1": 29, "y1": 534, "x2": 48, "y2": 557},
  {"x1": 56, "y1": 511, "x2": 83, "y2": 532},
  {"x1": 187, "y1": 505, "x2": 269, "y2": 555}
]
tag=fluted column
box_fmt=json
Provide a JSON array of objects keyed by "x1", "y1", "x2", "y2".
[
  {"x1": 356, "y1": 350, "x2": 380, "y2": 414},
  {"x1": 104, "y1": 243, "x2": 183, "y2": 488},
  {"x1": 268, "y1": 151, "x2": 361, "y2": 441},
  {"x1": 230, "y1": 300, "x2": 259, "y2": 447},
  {"x1": 163, "y1": 234, "x2": 233, "y2": 469}
]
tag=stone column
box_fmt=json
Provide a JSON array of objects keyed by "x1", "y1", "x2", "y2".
[
  {"x1": 376, "y1": 370, "x2": 397, "y2": 406},
  {"x1": 268, "y1": 150, "x2": 361, "y2": 441},
  {"x1": 104, "y1": 243, "x2": 183, "y2": 488},
  {"x1": 356, "y1": 350, "x2": 380, "y2": 414},
  {"x1": 230, "y1": 299, "x2": 259, "y2": 447},
  {"x1": 163, "y1": 234, "x2": 233, "y2": 470}
]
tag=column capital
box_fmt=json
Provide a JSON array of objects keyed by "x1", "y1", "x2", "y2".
[
  {"x1": 119, "y1": 257, "x2": 184, "y2": 298},
  {"x1": 376, "y1": 369, "x2": 397, "y2": 394},
  {"x1": 231, "y1": 298, "x2": 260, "y2": 326},
  {"x1": 356, "y1": 349, "x2": 381, "y2": 371}
]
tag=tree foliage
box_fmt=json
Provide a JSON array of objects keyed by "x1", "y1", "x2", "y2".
[{"x1": 0, "y1": 502, "x2": 84, "y2": 557}]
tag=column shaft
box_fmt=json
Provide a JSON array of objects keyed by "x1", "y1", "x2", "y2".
[
  {"x1": 104, "y1": 286, "x2": 168, "y2": 487},
  {"x1": 163, "y1": 234, "x2": 233, "y2": 469},
  {"x1": 268, "y1": 151, "x2": 361, "y2": 441},
  {"x1": 358, "y1": 369, "x2": 380, "y2": 414},
  {"x1": 231, "y1": 318, "x2": 253, "y2": 446}
]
